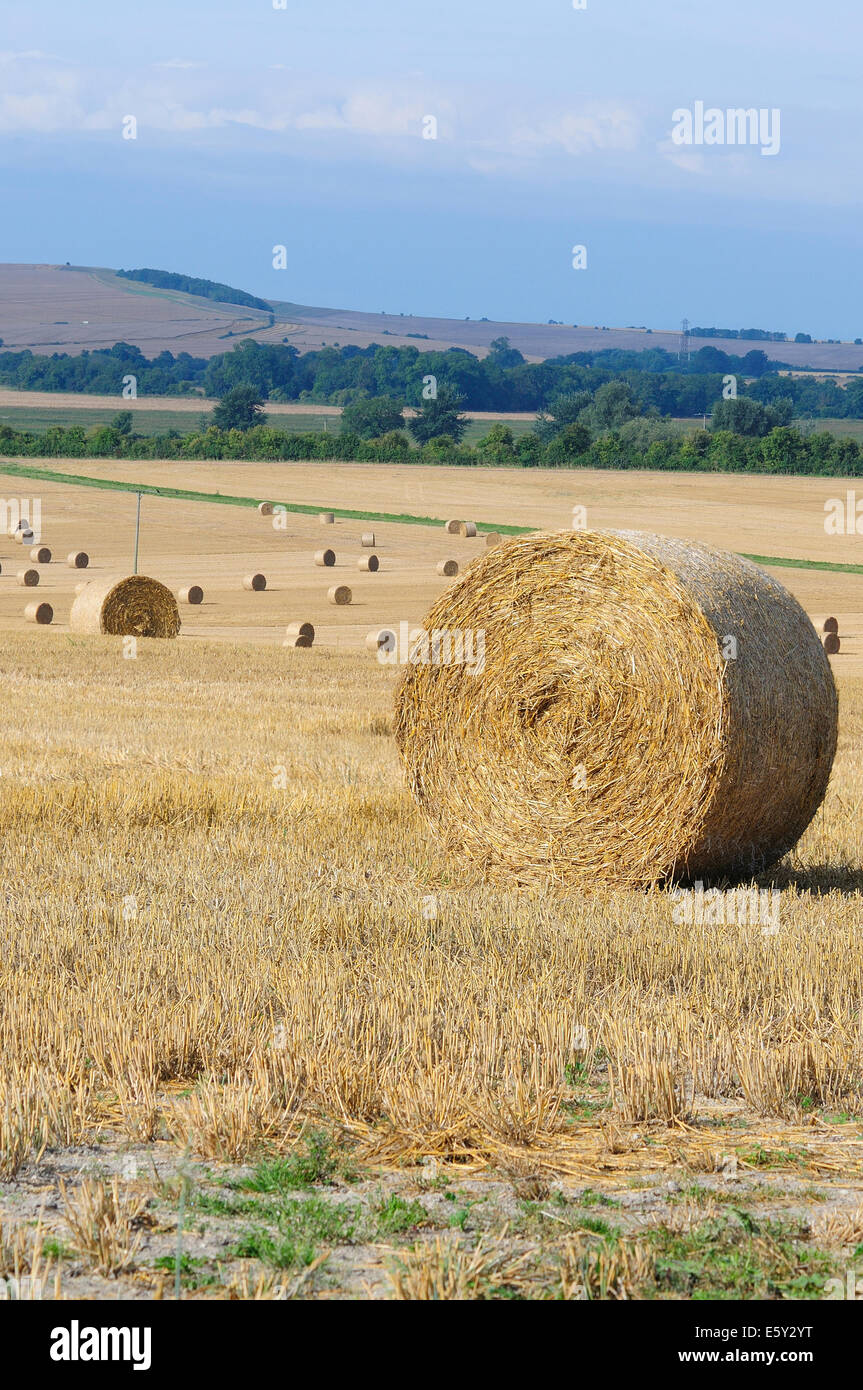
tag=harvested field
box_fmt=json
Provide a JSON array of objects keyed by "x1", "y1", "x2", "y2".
[
  {"x1": 0, "y1": 634, "x2": 861, "y2": 1301},
  {"x1": 0, "y1": 456, "x2": 862, "y2": 1302}
]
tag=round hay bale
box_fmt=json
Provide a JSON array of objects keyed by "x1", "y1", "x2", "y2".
[
  {"x1": 178, "y1": 585, "x2": 204, "y2": 605},
  {"x1": 24, "y1": 601, "x2": 52, "y2": 625},
  {"x1": 328, "y1": 585, "x2": 352, "y2": 606},
  {"x1": 823, "y1": 632, "x2": 841, "y2": 655},
  {"x1": 366, "y1": 627, "x2": 396, "y2": 654},
  {"x1": 319, "y1": 512, "x2": 335, "y2": 525},
  {"x1": 17, "y1": 569, "x2": 39, "y2": 587},
  {"x1": 314, "y1": 549, "x2": 336, "y2": 567},
  {"x1": 257, "y1": 501, "x2": 274, "y2": 516},
  {"x1": 444, "y1": 520, "x2": 461, "y2": 535},
  {"x1": 361, "y1": 532, "x2": 376, "y2": 547},
  {"x1": 29, "y1": 546, "x2": 51, "y2": 564},
  {"x1": 14, "y1": 529, "x2": 34, "y2": 545},
  {"x1": 69, "y1": 575, "x2": 180, "y2": 638},
  {"x1": 358, "y1": 555, "x2": 379, "y2": 572},
  {"x1": 458, "y1": 521, "x2": 478, "y2": 538},
  {"x1": 284, "y1": 633, "x2": 313, "y2": 648},
  {"x1": 436, "y1": 559, "x2": 459, "y2": 577},
  {"x1": 484, "y1": 532, "x2": 502, "y2": 548},
  {"x1": 243, "y1": 573, "x2": 267, "y2": 591},
  {"x1": 286, "y1": 621, "x2": 315, "y2": 642},
  {"x1": 394, "y1": 529, "x2": 838, "y2": 890},
  {"x1": 9, "y1": 521, "x2": 31, "y2": 538},
  {"x1": 823, "y1": 617, "x2": 839, "y2": 635},
  {"x1": 67, "y1": 551, "x2": 89, "y2": 569}
]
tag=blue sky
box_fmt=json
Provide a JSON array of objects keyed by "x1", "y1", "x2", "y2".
[{"x1": 1, "y1": 0, "x2": 861, "y2": 337}]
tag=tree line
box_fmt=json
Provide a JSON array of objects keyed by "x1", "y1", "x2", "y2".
[{"x1": 1, "y1": 335, "x2": 863, "y2": 420}]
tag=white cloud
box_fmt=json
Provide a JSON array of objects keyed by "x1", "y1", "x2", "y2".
[{"x1": 512, "y1": 107, "x2": 641, "y2": 157}]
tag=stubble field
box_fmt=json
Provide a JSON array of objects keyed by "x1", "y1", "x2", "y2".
[{"x1": 0, "y1": 458, "x2": 861, "y2": 1301}]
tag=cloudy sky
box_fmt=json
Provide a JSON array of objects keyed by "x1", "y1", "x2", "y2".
[{"x1": 1, "y1": 0, "x2": 861, "y2": 337}]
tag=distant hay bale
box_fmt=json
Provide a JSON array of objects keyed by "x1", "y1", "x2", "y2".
[
  {"x1": 823, "y1": 617, "x2": 839, "y2": 635},
  {"x1": 14, "y1": 529, "x2": 34, "y2": 545},
  {"x1": 257, "y1": 502, "x2": 274, "y2": 516},
  {"x1": 319, "y1": 512, "x2": 335, "y2": 525},
  {"x1": 243, "y1": 573, "x2": 267, "y2": 591},
  {"x1": 24, "y1": 601, "x2": 52, "y2": 625},
  {"x1": 444, "y1": 520, "x2": 461, "y2": 534},
  {"x1": 29, "y1": 546, "x2": 51, "y2": 564},
  {"x1": 9, "y1": 521, "x2": 31, "y2": 539},
  {"x1": 366, "y1": 627, "x2": 396, "y2": 654},
  {"x1": 361, "y1": 532, "x2": 376, "y2": 547},
  {"x1": 314, "y1": 549, "x2": 336, "y2": 567},
  {"x1": 67, "y1": 551, "x2": 89, "y2": 569},
  {"x1": 285, "y1": 621, "x2": 315, "y2": 642},
  {"x1": 436, "y1": 559, "x2": 459, "y2": 577},
  {"x1": 458, "y1": 521, "x2": 478, "y2": 538},
  {"x1": 328, "y1": 585, "x2": 352, "y2": 606},
  {"x1": 284, "y1": 620, "x2": 315, "y2": 649},
  {"x1": 358, "y1": 555, "x2": 379, "y2": 572},
  {"x1": 484, "y1": 532, "x2": 502, "y2": 548},
  {"x1": 178, "y1": 585, "x2": 204, "y2": 605},
  {"x1": 69, "y1": 575, "x2": 180, "y2": 638},
  {"x1": 395, "y1": 529, "x2": 838, "y2": 890},
  {"x1": 823, "y1": 633, "x2": 841, "y2": 655},
  {"x1": 17, "y1": 569, "x2": 39, "y2": 587}
]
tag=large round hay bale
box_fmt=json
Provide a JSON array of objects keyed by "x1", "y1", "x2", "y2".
[
  {"x1": 178, "y1": 585, "x2": 204, "y2": 605},
  {"x1": 285, "y1": 621, "x2": 315, "y2": 643},
  {"x1": 366, "y1": 627, "x2": 396, "y2": 654},
  {"x1": 823, "y1": 632, "x2": 841, "y2": 655},
  {"x1": 67, "y1": 551, "x2": 89, "y2": 569},
  {"x1": 358, "y1": 555, "x2": 379, "y2": 572},
  {"x1": 361, "y1": 532, "x2": 376, "y2": 547},
  {"x1": 319, "y1": 512, "x2": 335, "y2": 525},
  {"x1": 823, "y1": 617, "x2": 839, "y2": 635},
  {"x1": 17, "y1": 569, "x2": 39, "y2": 587},
  {"x1": 69, "y1": 575, "x2": 180, "y2": 638},
  {"x1": 24, "y1": 601, "x2": 52, "y2": 625},
  {"x1": 314, "y1": 549, "x2": 336, "y2": 567},
  {"x1": 394, "y1": 530, "x2": 838, "y2": 889},
  {"x1": 436, "y1": 559, "x2": 459, "y2": 577},
  {"x1": 243, "y1": 573, "x2": 267, "y2": 591},
  {"x1": 14, "y1": 529, "x2": 34, "y2": 545},
  {"x1": 257, "y1": 501, "x2": 274, "y2": 516},
  {"x1": 29, "y1": 546, "x2": 51, "y2": 564},
  {"x1": 444, "y1": 520, "x2": 461, "y2": 535},
  {"x1": 328, "y1": 585, "x2": 352, "y2": 606},
  {"x1": 458, "y1": 521, "x2": 478, "y2": 538}
]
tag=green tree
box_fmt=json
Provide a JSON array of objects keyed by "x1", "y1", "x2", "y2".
[
  {"x1": 110, "y1": 411, "x2": 134, "y2": 435},
  {"x1": 211, "y1": 385, "x2": 267, "y2": 431},
  {"x1": 340, "y1": 396, "x2": 405, "y2": 440},
  {"x1": 408, "y1": 385, "x2": 468, "y2": 443}
]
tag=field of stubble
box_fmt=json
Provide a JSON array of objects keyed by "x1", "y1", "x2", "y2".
[{"x1": 1, "y1": 633, "x2": 862, "y2": 1301}]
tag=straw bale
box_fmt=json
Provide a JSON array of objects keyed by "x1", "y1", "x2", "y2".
[
  {"x1": 29, "y1": 546, "x2": 51, "y2": 564},
  {"x1": 24, "y1": 602, "x2": 52, "y2": 625},
  {"x1": 366, "y1": 628, "x2": 396, "y2": 653},
  {"x1": 394, "y1": 529, "x2": 838, "y2": 889},
  {"x1": 436, "y1": 559, "x2": 459, "y2": 577},
  {"x1": 823, "y1": 617, "x2": 839, "y2": 635},
  {"x1": 328, "y1": 585, "x2": 352, "y2": 605},
  {"x1": 178, "y1": 586, "x2": 204, "y2": 605},
  {"x1": 70, "y1": 575, "x2": 180, "y2": 638},
  {"x1": 243, "y1": 573, "x2": 266, "y2": 591},
  {"x1": 315, "y1": 549, "x2": 336, "y2": 567},
  {"x1": 361, "y1": 532, "x2": 376, "y2": 547},
  {"x1": 67, "y1": 551, "x2": 89, "y2": 569},
  {"x1": 17, "y1": 569, "x2": 38, "y2": 587},
  {"x1": 358, "y1": 555, "x2": 379, "y2": 572},
  {"x1": 823, "y1": 633, "x2": 841, "y2": 655},
  {"x1": 320, "y1": 512, "x2": 335, "y2": 524}
]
